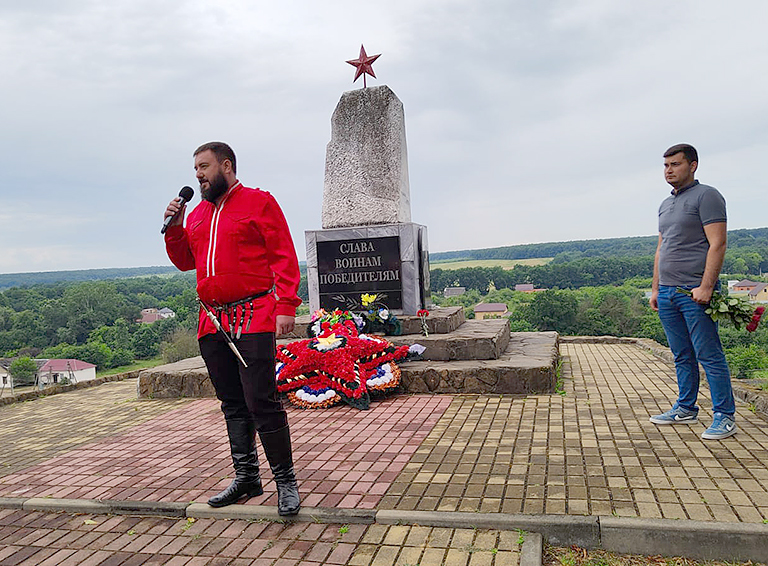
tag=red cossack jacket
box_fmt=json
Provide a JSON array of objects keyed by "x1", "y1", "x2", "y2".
[{"x1": 164, "y1": 181, "x2": 302, "y2": 338}]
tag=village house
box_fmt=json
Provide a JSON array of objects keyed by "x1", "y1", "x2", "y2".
[
  {"x1": 0, "y1": 358, "x2": 96, "y2": 391},
  {"x1": 732, "y1": 279, "x2": 762, "y2": 293},
  {"x1": 474, "y1": 302, "x2": 508, "y2": 320},
  {"x1": 443, "y1": 287, "x2": 466, "y2": 297},
  {"x1": 749, "y1": 282, "x2": 768, "y2": 303},
  {"x1": 37, "y1": 359, "x2": 96, "y2": 386},
  {"x1": 138, "y1": 307, "x2": 175, "y2": 324},
  {"x1": 515, "y1": 284, "x2": 547, "y2": 293},
  {"x1": 0, "y1": 364, "x2": 9, "y2": 390}
]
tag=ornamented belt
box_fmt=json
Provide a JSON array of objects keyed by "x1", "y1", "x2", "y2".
[{"x1": 204, "y1": 288, "x2": 274, "y2": 340}]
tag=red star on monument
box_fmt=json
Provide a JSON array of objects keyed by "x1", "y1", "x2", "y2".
[{"x1": 346, "y1": 44, "x2": 381, "y2": 88}]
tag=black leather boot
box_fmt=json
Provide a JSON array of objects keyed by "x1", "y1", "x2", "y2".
[
  {"x1": 208, "y1": 419, "x2": 263, "y2": 507},
  {"x1": 259, "y1": 425, "x2": 300, "y2": 516}
]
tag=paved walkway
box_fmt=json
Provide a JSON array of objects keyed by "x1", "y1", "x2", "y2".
[
  {"x1": 1, "y1": 342, "x2": 767, "y2": 565},
  {"x1": 0, "y1": 509, "x2": 522, "y2": 566}
]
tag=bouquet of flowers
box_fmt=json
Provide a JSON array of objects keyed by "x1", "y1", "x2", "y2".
[
  {"x1": 359, "y1": 293, "x2": 402, "y2": 336},
  {"x1": 677, "y1": 288, "x2": 765, "y2": 332},
  {"x1": 307, "y1": 308, "x2": 363, "y2": 339}
]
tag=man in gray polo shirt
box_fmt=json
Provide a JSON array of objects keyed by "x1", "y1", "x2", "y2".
[{"x1": 649, "y1": 143, "x2": 736, "y2": 440}]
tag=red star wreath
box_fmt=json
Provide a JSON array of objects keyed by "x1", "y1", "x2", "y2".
[{"x1": 275, "y1": 310, "x2": 411, "y2": 410}]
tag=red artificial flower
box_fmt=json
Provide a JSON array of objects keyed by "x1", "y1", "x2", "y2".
[
  {"x1": 417, "y1": 309, "x2": 429, "y2": 317},
  {"x1": 276, "y1": 334, "x2": 409, "y2": 409},
  {"x1": 748, "y1": 305, "x2": 765, "y2": 332}
]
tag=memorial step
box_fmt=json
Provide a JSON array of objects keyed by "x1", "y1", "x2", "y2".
[
  {"x1": 137, "y1": 330, "x2": 559, "y2": 399},
  {"x1": 397, "y1": 331, "x2": 559, "y2": 395},
  {"x1": 385, "y1": 319, "x2": 510, "y2": 361}
]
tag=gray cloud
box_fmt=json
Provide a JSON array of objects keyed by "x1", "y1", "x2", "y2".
[{"x1": 1, "y1": 0, "x2": 766, "y2": 273}]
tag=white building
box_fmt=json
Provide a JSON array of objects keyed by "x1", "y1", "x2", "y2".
[
  {"x1": 37, "y1": 359, "x2": 96, "y2": 386},
  {"x1": 0, "y1": 364, "x2": 10, "y2": 390}
]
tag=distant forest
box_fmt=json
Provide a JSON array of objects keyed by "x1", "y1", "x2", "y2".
[
  {"x1": 2, "y1": 227, "x2": 765, "y2": 290},
  {"x1": 0, "y1": 266, "x2": 179, "y2": 290},
  {"x1": 429, "y1": 227, "x2": 768, "y2": 263},
  {"x1": 428, "y1": 227, "x2": 768, "y2": 293}
]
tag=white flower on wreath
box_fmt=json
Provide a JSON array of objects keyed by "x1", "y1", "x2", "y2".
[{"x1": 378, "y1": 308, "x2": 390, "y2": 321}]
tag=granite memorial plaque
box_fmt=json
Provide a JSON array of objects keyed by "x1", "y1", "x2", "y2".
[{"x1": 317, "y1": 236, "x2": 402, "y2": 310}]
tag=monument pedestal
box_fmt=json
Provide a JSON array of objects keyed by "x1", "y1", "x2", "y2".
[{"x1": 305, "y1": 222, "x2": 430, "y2": 315}]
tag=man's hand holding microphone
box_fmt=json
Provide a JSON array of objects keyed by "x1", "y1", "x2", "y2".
[{"x1": 161, "y1": 186, "x2": 194, "y2": 234}]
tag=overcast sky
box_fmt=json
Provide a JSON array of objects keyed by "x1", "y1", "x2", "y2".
[{"x1": 2, "y1": 0, "x2": 766, "y2": 274}]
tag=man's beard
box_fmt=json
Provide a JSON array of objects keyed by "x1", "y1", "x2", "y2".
[{"x1": 201, "y1": 173, "x2": 229, "y2": 202}]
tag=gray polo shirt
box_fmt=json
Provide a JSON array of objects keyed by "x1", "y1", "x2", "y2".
[{"x1": 658, "y1": 180, "x2": 726, "y2": 287}]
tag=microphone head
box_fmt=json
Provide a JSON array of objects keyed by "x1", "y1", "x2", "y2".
[{"x1": 179, "y1": 186, "x2": 194, "y2": 202}]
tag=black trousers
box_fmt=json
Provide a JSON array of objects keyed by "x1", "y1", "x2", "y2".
[{"x1": 199, "y1": 332, "x2": 288, "y2": 432}]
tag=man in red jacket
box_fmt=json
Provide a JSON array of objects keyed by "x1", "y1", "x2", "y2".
[{"x1": 164, "y1": 141, "x2": 301, "y2": 515}]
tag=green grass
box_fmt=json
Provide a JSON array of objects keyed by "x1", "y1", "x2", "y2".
[
  {"x1": 544, "y1": 545, "x2": 757, "y2": 565},
  {"x1": 96, "y1": 356, "x2": 164, "y2": 377},
  {"x1": 430, "y1": 258, "x2": 553, "y2": 270}
]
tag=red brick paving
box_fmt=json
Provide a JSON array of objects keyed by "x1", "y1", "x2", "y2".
[
  {"x1": 0, "y1": 509, "x2": 520, "y2": 565},
  {"x1": 0, "y1": 395, "x2": 452, "y2": 509}
]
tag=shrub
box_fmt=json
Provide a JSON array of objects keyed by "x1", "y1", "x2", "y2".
[
  {"x1": 160, "y1": 327, "x2": 200, "y2": 363},
  {"x1": 725, "y1": 344, "x2": 768, "y2": 378}
]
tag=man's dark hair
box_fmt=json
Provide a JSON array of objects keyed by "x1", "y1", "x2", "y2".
[
  {"x1": 194, "y1": 142, "x2": 237, "y2": 174},
  {"x1": 664, "y1": 143, "x2": 698, "y2": 164}
]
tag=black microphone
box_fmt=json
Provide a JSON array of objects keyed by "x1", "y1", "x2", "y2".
[{"x1": 161, "y1": 186, "x2": 194, "y2": 234}]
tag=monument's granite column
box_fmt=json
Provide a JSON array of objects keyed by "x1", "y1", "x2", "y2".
[
  {"x1": 322, "y1": 85, "x2": 411, "y2": 228},
  {"x1": 306, "y1": 85, "x2": 429, "y2": 315}
]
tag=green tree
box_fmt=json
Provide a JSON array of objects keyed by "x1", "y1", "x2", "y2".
[
  {"x1": 88, "y1": 318, "x2": 134, "y2": 353},
  {"x1": 527, "y1": 289, "x2": 578, "y2": 333},
  {"x1": 9, "y1": 356, "x2": 37, "y2": 385},
  {"x1": 132, "y1": 324, "x2": 161, "y2": 359},
  {"x1": 730, "y1": 258, "x2": 748, "y2": 275},
  {"x1": 78, "y1": 342, "x2": 114, "y2": 369}
]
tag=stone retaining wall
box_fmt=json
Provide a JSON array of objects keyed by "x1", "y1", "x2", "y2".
[{"x1": 0, "y1": 370, "x2": 143, "y2": 407}]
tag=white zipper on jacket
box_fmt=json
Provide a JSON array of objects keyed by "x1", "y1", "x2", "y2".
[{"x1": 205, "y1": 182, "x2": 239, "y2": 277}]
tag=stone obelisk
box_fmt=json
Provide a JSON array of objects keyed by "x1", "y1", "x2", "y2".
[
  {"x1": 321, "y1": 86, "x2": 411, "y2": 228},
  {"x1": 305, "y1": 85, "x2": 429, "y2": 315}
]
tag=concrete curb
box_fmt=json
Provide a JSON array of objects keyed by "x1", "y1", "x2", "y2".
[
  {"x1": 520, "y1": 532, "x2": 543, "y2": 566},
  {"x1": 186, "y1": 503, "x2": 376, "y2": 524},
  {"x1": 375, "y1": 510, "x2": 599, "y2": 548},
  {"x1": 3, "y1": 497, "x2": 768, "y2": 562},
  {"x1": 0, "y1": 498, "x2": 26, "y2": 509},
  {"x1": 21, "y1": 497, "x2": 187, "y2": 517},
  {"x1": 599, "y1": 516, "x2": 768, "y2": 562}
]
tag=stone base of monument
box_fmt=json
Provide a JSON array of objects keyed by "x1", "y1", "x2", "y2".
[
  {"x1": 398, "y1": 332, "x2": 559, "y2": 395},
  {"x1": 136, "y1": 307, "x2": 559, "y2": 399}
]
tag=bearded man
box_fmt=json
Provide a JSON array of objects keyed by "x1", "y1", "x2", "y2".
[{"x1": 163, "y1": 142, "x2": 302, "y2": 514}]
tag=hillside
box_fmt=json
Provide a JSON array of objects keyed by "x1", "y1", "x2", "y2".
[
  {"x1": 1, "y1": 227, "x2": 765, "y2": 289},
  {"x1": 429, "y1": 227, "x2": 768, "y2": 262},
  {"x1": 0, "y1": 266, "x2": 180, "y2": 290}
]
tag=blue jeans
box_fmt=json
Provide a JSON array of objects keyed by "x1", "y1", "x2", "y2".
[{"x1": 657, "y1": 285, "x2": 735, "y2": 416}]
